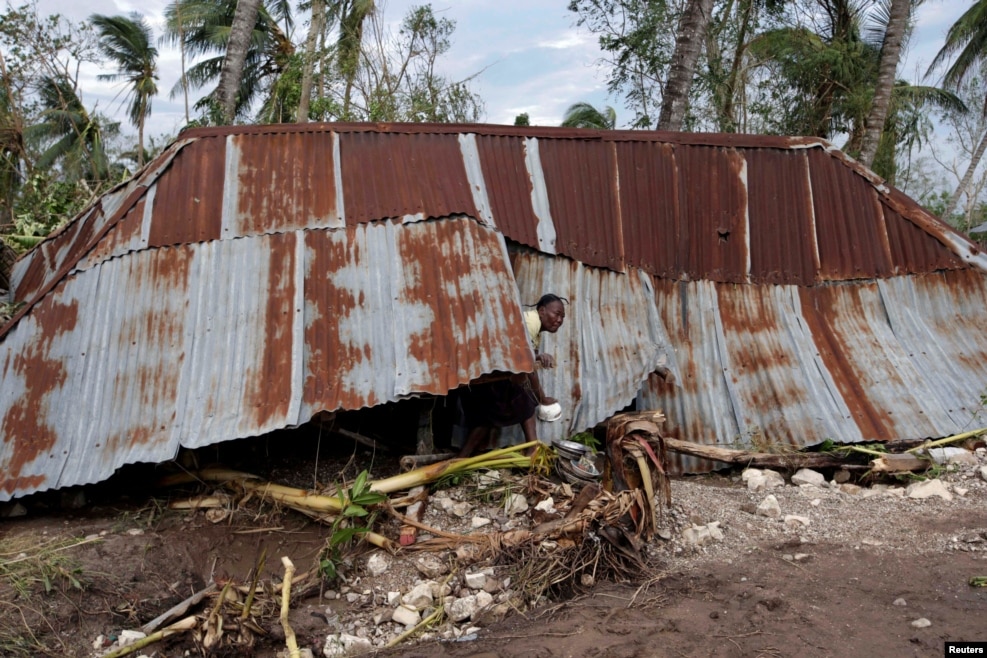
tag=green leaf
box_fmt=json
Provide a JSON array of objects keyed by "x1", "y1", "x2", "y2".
[
  {"x1": 343, "y1": 504, "x2": 368, "y2": 518},
  {"x1": 351, "y1": 470, "x2": 369, "y2": 497}
]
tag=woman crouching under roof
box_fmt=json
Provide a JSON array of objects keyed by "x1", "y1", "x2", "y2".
[{"x1": 456, "y1": 294, "x2": 568, "y2": 458}]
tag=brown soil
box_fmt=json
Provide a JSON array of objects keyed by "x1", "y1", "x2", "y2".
[{"x1": 1, "y1": 440, "x2": 986, "y2": 658}]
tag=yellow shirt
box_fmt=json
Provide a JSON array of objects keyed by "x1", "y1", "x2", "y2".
[{"x1": 523, "y1": 308, "x2": 541, "y2": 351}]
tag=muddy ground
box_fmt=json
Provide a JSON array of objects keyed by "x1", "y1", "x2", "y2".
[{"x1": 1, "y1": 434, "x2": 985, "y2": 658}]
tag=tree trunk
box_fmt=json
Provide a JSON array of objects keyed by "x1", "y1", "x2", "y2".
[
  {"x1": 297, "y1": 0, "x2": 326, "y2": 122},
  {"x1": 216, "y1": 0, "x2": 262, "y2": 125},
  {"x1": 720, "y1": 0, "x2": 753, "y2": 133},
  {"x1": 942, "y1": 121, "x2": 987, "y2": 222},
  {"x1": 859, "y1": 0, "x2": 910, "y2": 166},
  {"x1": 658, "y1": 0, "x2": 715, "y2": 131},
  {"x1": 137, "y1": 116, "x2": 145, "y2": 168}
]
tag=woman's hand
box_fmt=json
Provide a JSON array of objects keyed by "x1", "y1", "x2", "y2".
[
  {"x1": 539, "y1": 395, "x2": 558, "y2": 406},
  {"x1": 536, "y1": 353, "x2": 556, "y2": 368}
]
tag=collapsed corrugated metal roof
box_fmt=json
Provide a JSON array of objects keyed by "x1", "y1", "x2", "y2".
[{"x1": 3, "y1": 123, "x2": 987, "y2": 499}]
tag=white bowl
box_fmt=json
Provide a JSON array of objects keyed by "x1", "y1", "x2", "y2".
[{"x1": 537, "y1": 402, "x2": 562, "y2": 422}]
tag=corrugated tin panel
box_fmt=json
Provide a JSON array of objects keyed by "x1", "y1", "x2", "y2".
[
  {"x1": 510, "y1": 250, "x2": 673, "y2": 444},
  {"x1": 473, "y1": 134, "x2": 542, "y2": 249},
  {"x1": 538, "y1": 139, "x2": 624, "y2": 271},
  {"x1": 339, "y1": 132, "x2": 477, "y2": 224},
  {"x1": 746, "y1": 149, "x2": 818, "y2": 285},
  {"x1": 640, "y1": 271, "x2": 987, "y2": 473},
  {"x1": 0, "y1": 216, "x2": 532, "y2": 500},
  {"x1": 616, "y1": 141, "x2": 680, "y2": 278},
  {"x1": 807, "y1": 148, "x2": 893, "y2": 280},
  {"x1": 147, "y1": 136, "x2": 225, "y2": 247},
  {"x1": 227, "y1": 131, "x2": 344, "y2": 236},
  {"x1": 883, "y1": 202, "x2": 964, "y2": 274},
  {"x1": 676, "y1": 145, "x2": 749, "y2": 282}
]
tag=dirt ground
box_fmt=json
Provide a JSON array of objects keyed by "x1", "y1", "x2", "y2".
[{"x1": 1, "y1": 436, "x2": 985, "y2": 658}]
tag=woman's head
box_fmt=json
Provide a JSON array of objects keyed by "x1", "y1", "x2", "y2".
[{"x1": 536, "y1": 293, "x2": 567, "y2": 333}]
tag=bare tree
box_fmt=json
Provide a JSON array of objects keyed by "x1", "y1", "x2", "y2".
[{"x1": 658, "y1": 0, "x2": 715, "y2": 131}]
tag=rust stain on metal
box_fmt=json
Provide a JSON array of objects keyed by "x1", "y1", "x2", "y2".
[
  {"x1": 798, "y1": 285, "x2": 893, "y2": 439},
  {"x1": 746, "y1": 149, "x2": 817, "y2": 285},
  {"x1": 616, "y1": 142, "x2": 680, "y2": 278},
  {"x1": 339, "y1": 132, "x2": 476, "y2": 224},
  {"x1": 807, "y1": 149, "x2": 892, "y2": 280},
  {"x1": 148, "y1": 137, "x2": 224, "y2": 247},
  {"x1": 1, "y1": 297, "x2": 79, "y2": 492},
  {"x1": 676, "y1": 146, "x2": 748, "y2": 282},
  {"x1": 474, "y1": 135, "x2": 541, "y2": 247},
  {"x1": 233, "y1": 132, "x2": 338, "y2": 234},
  {"x1": 883, "y1": 203, "x2": 963, "y2": 273},
  {"x1": 303, "y1": 227, "x2": 364, "y2": 409},
  {"x1": 538, "y1": 139, "x2": 624, "y2": 271},
  {"x1": 248, "y1": 232, "x2": 298, "y2": 428}
]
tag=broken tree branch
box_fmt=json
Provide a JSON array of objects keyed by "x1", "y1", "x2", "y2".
[
  {"x1": 905, "y1": 428, "x2": 987, "y2": 454},
  {"x1": 279, "y1": 557, "x2": 301, "y2": 658},
  {"x1": 662, "y1": 438, "x2": 865, "y2": 469},
  {"x1": 140, "y1": 583, "x2": 218, "y2": 635},
  {"x1": 101, "y1": 616, "x2": 198, "y2": 658}
]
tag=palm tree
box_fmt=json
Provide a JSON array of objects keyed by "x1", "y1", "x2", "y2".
[
  {"x1": 25, "y1": 76, "x2": 113, "y2": 184},
  {"x1": 859, "y1": 0, "x2": 912, "y2": 166},
  {"x1": 297, "y1": 0, "x2": 327, "y2": 122},
  {"x1": 658, "y1": 0, "x2": 715, "y2": 131},
  {"x1": 164, "y1": 0, "x2": 295, "y2": 123},
  {"x1": 561, "y1": 102, "x2": 617, "y2": 129},
  {"x1": 926, "y1": 0, "x2": 987, "y2": 221},
  {"x1": 334, "y1": 0, "x2": 375, "y2": 119},
  {"x1": 216, "y1": 0, "x2": 264, "y2": 123},
  {"x1": 90, "y1": 13, "x2": 158, "y2": 168}
]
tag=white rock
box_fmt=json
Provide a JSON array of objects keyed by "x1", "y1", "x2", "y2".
[
  {"x1": 954, "y1": 487, "x2": 969, "y2": 497},
  {"x1": 810, "y1": 499, "x2": 821, "y2": 507},
  {"x1": 92, "y1": 635, "x2": 105, "y2": 650},
  {"x1": 784, "y1": 515, "x2": 811, "y2": 528},
  {"x1": 979, "y1": 466, "x2": 987, "y2": 483},
  {"x1": 791, "y1": 468, "x2": 826, "y2": 487},
  {"x1": 386, "y1": 591, "x2": 401, "y2": 606},
  {"x1": 436, "y1": 497, "x2": 456, "y2": 512},
  {"x1": 474, "y1": 590, "x2": 494, "y2": 612},
  {"x1": 707, "y1": 522, "x2": 725, "y2": 541},
  {"x1": 450, "y1": 502, "x2": 472, "y2": 517},
  {"x1": 885, "y1": 487, "x2": 905, "y2": 498},
  {"x1": 534, "y1": 497, "x2": 556, "y2": 512},
  {"x1": 504, "y1": 493, "x2": 528, "y2": 516},
  {"x1": 448, "y1": 595, "x2": 478, "y2": 622},
  {"x1": 746, "y1": 474, "x2": 767, "y2": 492},
  {"x1": 414, "y1": 554, "x2": 448, "y2": 579},
  {"x1": 118, "y1": 630, "x2": 146, "y2": 648},
  {"x1": 476, "y1": 470, "x2": 501, "y2": 486},
  {"x1": 910, "y1": 618, "x2": 931, "y2": 629},
  {"x1": 366, "y1": 553, "x2": 390, "y2": 577},
  {"x1": 839, "y1": 483, "x2": 862, "y2": 495},
  {"x1": 906, "y1": 479, "x2": 953, "y2": 501},
  {"x1": 471, "y1": 516, "x2": 492, "y2": 528},
  {"x1": 323, "y1": 632, "x2": 374, "y2": 657},
  {"x1": 465, "y1": 571, "x2": 489, "y2": 589},
  {"x1": 928, "y1": 447, "x2": 978, "y2": 466},
  {"x1": 391, "y1": 605, "x2": 421, "y2": 627},
  {"x1": 482, "y1": 577, "x2": 504, "y2": 594},
  {"x1": 402, "y1": 582, "x2": 434, "y2": 608},
  {"x1": 429, "y1": 581, "x2": 452, "y2": 599},
  {"x1": 345, "y1": 592, "x2": 361, "y2": 604},
  {"x1": 756, "y1": 495, "x2": 781, "y2": 519},
  {"x1": 125, "y1": 528, "x2": 145, "y2": 536},
  {"x1": 741, "y1": 468, "x2": 763, "y2": 482},
  {"x1": 762, "y1": 469, "x2": 786, "y2": 488},
  {"x1": 893, "y1": 598, "x2": 907, "y2": 606}
]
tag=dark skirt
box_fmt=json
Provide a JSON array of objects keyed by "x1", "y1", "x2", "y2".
[{"x1": 460, "y1": 377, "x2": 538, "y2": 429}]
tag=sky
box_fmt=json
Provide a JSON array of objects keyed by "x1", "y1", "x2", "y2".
[{"x1": 27, "y1": 0, "x2": 971, "y2": 142}]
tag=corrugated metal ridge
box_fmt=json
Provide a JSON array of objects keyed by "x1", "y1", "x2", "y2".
[
  {"x1": 178, "y1": 121, "x2": 831, "y2": 149},
  {"x1": 1, "y1": 139, "x2": 203, "y2": 341}
]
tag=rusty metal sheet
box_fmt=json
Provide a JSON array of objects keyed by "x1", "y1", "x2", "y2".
[
  {"x1": 0, "y1": 216, "x2": 531, "y2": 500},
  {"x1": 226, "y1": 131, "x2": 343, "y2": 236},
  {"x1": 616, "y1": 141, "x2": 680, "y2": 278},
  {"x1": 509, "y1": 250, "x2": 673, "y2": 445},
  {"x1": 676, "y1": 145, "x2": 749, "y2": 283},
  {"x1": 746, "y1": 149, "x2": 819, "y2": 285},
  {"x1": 147, "y1": 136, "x2": 225, "y2": 247},
  {"x1": 339, "y1": 131, "x2": 477, "y2": 225},
  {"x1": 807, "y1": 149, "x2": 893, "y2": 280},
  {"x1": 883, "y1": 203, "x2": 964, "y2": 274},
  {"x1": 537, "y1": 139, "x2": 623, "y2": 271},
  {"x1": 639, "y1": 272, "x2": 987, "y2": 473},
  {"x1": 473, "y1": 134, "x2": 542, "y2": 248}
]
